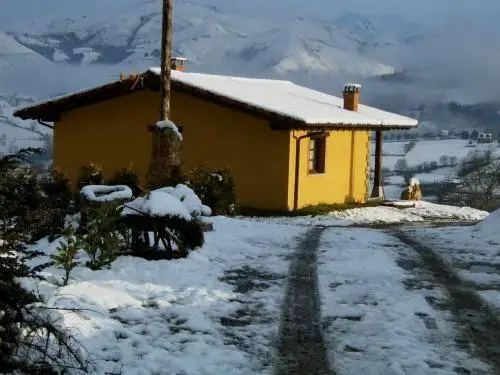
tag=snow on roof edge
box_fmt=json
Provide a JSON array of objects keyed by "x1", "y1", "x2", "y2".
[
  {"x1": 147, "y1": 67, "x2": 293, "y2": 84},
  {"x1": 148, "y1": 67, "x2": 418, "y2": 128},
  {"x1": 16, "y1": 67, "x2": 418, "y2": 128}
]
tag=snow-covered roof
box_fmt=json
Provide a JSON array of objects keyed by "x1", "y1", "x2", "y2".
[
  {"x1": 150, "y1": 68, "x2": 418, "y2": 128},
  {"x1": 14, "y1": 68, "x2": 417, "y2": 128}
]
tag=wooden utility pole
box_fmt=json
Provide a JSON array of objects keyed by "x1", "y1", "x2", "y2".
[
  {"x1": 159, "y1": 0, "x2": 173, "y2": 120},
  {"x1": 146, "y1": 0, "x2": 182, "y2": 189}
]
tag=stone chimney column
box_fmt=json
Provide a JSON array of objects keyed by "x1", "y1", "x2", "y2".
[{"x1": 343, "y1": 83, "x2": 361, "y2": 112}]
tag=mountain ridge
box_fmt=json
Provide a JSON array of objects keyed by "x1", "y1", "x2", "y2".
[
  {"x1": 3, "y1": 0, "x2": 414, "y2": 78},
  {"x1": 1, "y1": 0, "x2": 499, "y2": 136}
]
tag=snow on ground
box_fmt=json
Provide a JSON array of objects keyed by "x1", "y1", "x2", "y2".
[
  {"x1": 410, "y1": 208, "x2": 500, "y2": 311},
  {"x1": 23, "y1": 217, "x2": 303, "y2": 375},
  {"x1": 376, "y1": 140, "x2": 405, "y2": 156},
  {"x1": 251, "y1": 201, "x2": 488, "y2": 227},
  {"x1": 317, "y1": 229, "x2": 491, "y2": 374},
  {"x1": 17, "y1": 201, "x2": 493, "y2": 374},
  {"x1": 384, "y1": 174, "x2": 406, "y2": 185}
]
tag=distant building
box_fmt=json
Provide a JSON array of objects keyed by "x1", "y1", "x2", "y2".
[
  {"x1": 477, "y1": 132, "x2": 493, "y2": 143},
  {"x1": 439, "y1": 129, "x2": 449, "y2": 138}
]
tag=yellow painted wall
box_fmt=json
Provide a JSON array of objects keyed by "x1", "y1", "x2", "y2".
[
  {"x1": 286, "y1": 129, "x2": 370, "y2": 209},
  {"x1": 54, "y1": 88, "x2": 370, "y2": 211},
  {"x1": 170, "y1": 91, "x2": 290, "y2": 210},
  {"x1": 54, "y1": 89, "x2": 291, "y2": 210},
  {"x1": 54, "y1": 91, "x2": 156, "y2": 190}
]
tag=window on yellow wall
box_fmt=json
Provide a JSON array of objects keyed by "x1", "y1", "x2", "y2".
[{"x1": 308, "y1": 137, "x2": 326, "y2": 174}]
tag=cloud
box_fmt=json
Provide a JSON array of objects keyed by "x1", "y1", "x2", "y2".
[{"x1": 369, "y1": 14, "x2": 500, "y2": 103}]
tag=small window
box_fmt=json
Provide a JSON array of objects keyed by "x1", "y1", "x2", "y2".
[{"x1": 308, "y1": 137, "x2": 326, "y2": 174}]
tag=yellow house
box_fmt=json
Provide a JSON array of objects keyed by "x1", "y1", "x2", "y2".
[{"x1": 14, "y1": 63, "x2": 417, "y2": 211}]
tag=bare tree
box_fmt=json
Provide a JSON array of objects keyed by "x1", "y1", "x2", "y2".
[
  {"x1": 443, "y1": 150, "x2": 500, "y2": 210},
  {"x1": 395, "y1": 158, "x2": 408, "y2": 172}
]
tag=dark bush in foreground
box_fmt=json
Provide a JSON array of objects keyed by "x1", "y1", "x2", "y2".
[
  {"x1": 77, "y1": 162, "x2": 104, "y2": 190},
  {"x1": 121, "y1": 213, "x2": 205, "y2": 258},
  {"x1": 107, "y1": 166, "x2": 143, "y2": 197},
  {"x1": 185, "y1": 166, "x2": 239, "y2": 215},
  {"x1": 0, "y1": 149, "x2": 90, "y2": 373}
]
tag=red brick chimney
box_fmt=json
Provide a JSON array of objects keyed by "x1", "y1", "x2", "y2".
[
  {"x1": 343, "y1": 83, "x2": 361, "y2": 112},
  {"x1": 171, "y1": 57, "x2": 187, "y2": 71}
]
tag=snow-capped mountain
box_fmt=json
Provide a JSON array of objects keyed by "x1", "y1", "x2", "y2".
[
  {"x1": 4, "y1": 0, "x2": 497, "y2": 137},
  {"x1": 0, "y1": 32, "x2": 54, "y2": 93},
  {"x1": 2, "y1": 0, "x2": 417, "y2": 78}
]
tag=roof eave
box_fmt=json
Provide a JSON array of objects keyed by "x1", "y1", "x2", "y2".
[
  {"x1": 13, "y1": 73, "x2": 155, "y2": 121},
  {"x1": 270, "y1": 121, "x2": 419, "y2": 131}
]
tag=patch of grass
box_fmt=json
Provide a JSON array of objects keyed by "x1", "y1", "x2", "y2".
[
  {"x1": 239, "y1": 201, "x2": 381, "y2": 217},
  {"x1": 296, "y1": 201, "x2": 380, "y2": 216}
]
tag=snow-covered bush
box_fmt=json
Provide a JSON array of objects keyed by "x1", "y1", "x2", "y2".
[
  {"x1": 122, "y1": 187, "x2": 207, "y2": 256},
  {"x1": 185, "y1": 166, "x2": 239, "y2": 215},
  {"x1": 80, "y1": 202, "x2": 126, "y2": 270},
  {"x1": 81, "y1": 184, "x2": 133, "y2": 203},
  {"x1": 79, "y1": 184, "x2": 132, "y2": 228},
  {"x1": 154, "y1": 184, "x2": 212, "y2": 218}
]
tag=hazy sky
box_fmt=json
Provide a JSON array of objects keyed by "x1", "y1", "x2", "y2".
[
  {"x1": 1, "y1": 0, "x2": 499, "y2": 103},
  {"x1": 1, "y1": 0, "x2": 500, "y2": 26},
  {"x1": 217, "y1": 0, "x2": 500, "y2": 24}
]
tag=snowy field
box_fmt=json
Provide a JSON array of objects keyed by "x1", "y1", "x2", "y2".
[
  {"x1": 372, "y1": 139, "x2": 500, "y2": 171},
  {"x1": 369, "y1": 138, "x2": 500, "y2": 200},
  {"x1": 410, "y1": 209, "x2": 500, "y2": 311}
]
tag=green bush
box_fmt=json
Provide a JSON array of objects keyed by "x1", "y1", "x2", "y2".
[
  {"x1": 185, "y1": 166, "x2": 238, "y2": 215},
  {"x1": 0, "y1": 148, "x2": 48, "y2": 240},
  {"x1": 106, "y1": 166, "x2": 143, "y2": 197},
  {"x1": 42, "y1": 167, "x2": 73, "y2": 208},
  {"x1": 160, "y1": 216, "x2": 205, "y2": 254},
  {"x1": 81, "y1": 202, "x2": 125, "y2": 270},
  {"x1": 50, "y1": 226, "x2": 82, "y2": 285},
  {"x1": 37, "y1": 167, "x2": 75, "y2": 241}
]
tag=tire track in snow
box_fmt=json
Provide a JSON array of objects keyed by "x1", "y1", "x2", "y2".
[
  {"x1": 391, "y1": 229, "x2": 500, "y2": 373},
  {"x1": 274, "y1": 227, "x2": 334, "y2": 375}
]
